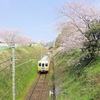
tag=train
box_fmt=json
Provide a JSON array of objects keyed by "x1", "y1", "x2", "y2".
[{"x1": 38, "y1": 52, "x2": 51, "y2": 73}]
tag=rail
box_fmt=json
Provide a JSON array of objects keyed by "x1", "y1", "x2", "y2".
[{"x1": 28, "y1": 74, "x2": 47, "y2": 100}]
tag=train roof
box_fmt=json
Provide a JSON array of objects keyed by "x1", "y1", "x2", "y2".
[{"x1": 38, "y1": 54, "x2": 50, "y2": 62}]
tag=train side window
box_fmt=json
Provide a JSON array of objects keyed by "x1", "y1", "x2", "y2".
[
  {"x1": 45, "y1": 63, "x2": 48, "y2": 67},
  {"x1": 39, "y1": 63, "x2": 41, "y2": 66},
  {"x1": 42, "y1": 63, "x2": 44, "y2": 67}
]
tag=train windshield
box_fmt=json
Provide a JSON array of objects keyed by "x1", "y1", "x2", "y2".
[
  {"x1": 42, "y1": 63, "x2": 44, "y2": 67},
  {"x1": 45, "y1": 63, "x2": 48, "y2": 67},
  {"x1": 39, "y1": 63, "x2": 41, "y2": 66}
]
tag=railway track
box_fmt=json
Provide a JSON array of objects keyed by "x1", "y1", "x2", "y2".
[{"x1": 27, "y1": 73, "x2": 49, "y2": 100}]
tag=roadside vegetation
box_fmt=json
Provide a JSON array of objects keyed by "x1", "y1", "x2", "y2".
[
  {"x1": 0, "y1": 46, "x2": 47, "y2": 100},
  {"x1": 53, "y1": 20, "x2": 100, "y2": 100},
  {"x1": 54, "y1": 49, "x2": 100, "y2": 100},
  {"x1": 54, "y1": 21, "x2": 100, "y2": 100},
  {"x1": 54, "y1": 1, "x2": 100, "y2": 100}
]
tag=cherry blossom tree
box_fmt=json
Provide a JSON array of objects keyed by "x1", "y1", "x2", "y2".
[
  {"x1": 40, "y1": 40, "x2": 46, "y2": 46},
  {"x1": 0, "y1": 29, "x2": 34, "y2": 47},
  {"x1": 0, "y1": 29, "x2": 21, "y2": 47},
  {"x1": 56, "y1": 2, "x2": 100, "y2": 52},
  {"x1": 17, "y1": 36, "x2": 34, "y2": 46},
  {"x1": 60, "y1": 2, "x2": 100, "y2": 33},
  {"x1": 57, "y1": 21, "x2": 85, "y2": 52}
]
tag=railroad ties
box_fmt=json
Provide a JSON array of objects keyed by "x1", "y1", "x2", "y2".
[{"x1": 27, "y1": 74, "x2": 49, "y2": 100}]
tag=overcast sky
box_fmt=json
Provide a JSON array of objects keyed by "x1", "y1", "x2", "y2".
[{"x1": 0, "y1": 0, "x2": 100, "y2": 42}]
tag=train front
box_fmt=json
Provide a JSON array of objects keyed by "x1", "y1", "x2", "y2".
[
  {"x1": 38, "y1": 61, "x2": 49, "y2": 73},
  {"x1": 38, "y1": 53, "x2": 50, "y2": 73}
]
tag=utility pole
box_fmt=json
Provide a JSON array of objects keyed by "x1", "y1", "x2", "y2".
[
  {"x1": 41, "y1": 45, "x2": 42, "y2": 59},
  {"x1": 53, "y1": 40, "x2": 55, "y2": 48},
  {"x1": 11, "y1": 44, "x2": 15, "y2": 100},
  {"x1": 40, "y1": 45, "x2": 42, "y2": 59}
]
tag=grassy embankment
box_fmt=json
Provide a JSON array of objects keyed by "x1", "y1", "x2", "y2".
[
  {"x1": 54, "y1": 50, "x2": 100, "y2": 100},
  {"x1": 0, "y1": 46, "x2": 47, "y2": 100}
]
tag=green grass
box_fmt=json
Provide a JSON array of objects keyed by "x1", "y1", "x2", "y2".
[
  {"x1": 16, "y1": 61, "x2": 38, "y2": 100},
  {"x1": 0, "y1": 46, "x2": 47, "y2": 100},
  {"x1": 54, "y1": 50, "x2": 100, "y2": 100}
]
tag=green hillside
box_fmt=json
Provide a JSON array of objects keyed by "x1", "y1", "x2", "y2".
[
  {"x1": 54, "y1": 50, "x2": 100, "y2": 100},
  {"x1": 0, "y1": 46, "x2": 47, "y2": 100}
]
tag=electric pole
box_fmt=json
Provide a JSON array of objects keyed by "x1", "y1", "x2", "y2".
[{"x1": 11, "y1": 44, "x2": 15, "y2": 100}]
